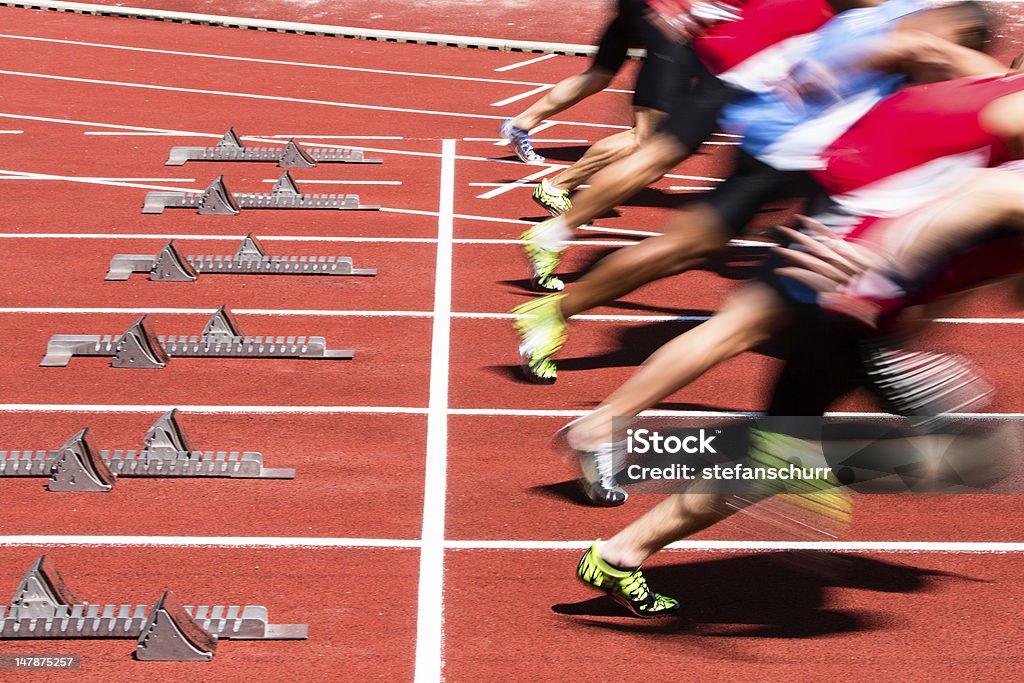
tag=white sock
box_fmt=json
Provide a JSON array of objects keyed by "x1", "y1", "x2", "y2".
[{"x1": 533, "y1": 216, "x2": 572, "y2": 251}]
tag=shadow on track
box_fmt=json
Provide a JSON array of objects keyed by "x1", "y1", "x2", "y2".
[{"x1": 552, "y1": 551, "x2": 980, "y2": 638}]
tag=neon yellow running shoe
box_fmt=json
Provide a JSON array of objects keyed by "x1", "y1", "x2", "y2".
[
  {"x1": 576, "y1": 544, "x2": 679, "y2": 618},
  {"x1": 532, "y1": 179, "x2": 572, "y2": 216},
  {"x1": 512, "y1": 294, "x2": 567, "y2": 384},
  {"x1": 748, "y1": 428, "x2": 853, "y2": 527},
  {"x1": 520, "y1": 223, "x2": 565, "y2": 293}
]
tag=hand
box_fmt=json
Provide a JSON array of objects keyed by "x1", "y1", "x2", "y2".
[{"x1": 772, "y1": 217, "x2": 895, "y2": 327}]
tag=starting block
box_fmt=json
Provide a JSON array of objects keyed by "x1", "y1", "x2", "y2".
[
  {"x1": 40, "y1": 306, "x2": 354, "y2": 367},
  {"x1": 142, "y1": 172, "x2": 380, "y2": 215},
  {"x1": 165, "y1": 128, "x2": 383, "y2": 167},
  {"x1": 105, "y1": 235, "x2": 377, "y2": 281},
  {"x1": 0, "y1": 410, "x2": 295, "y2": 487},
  {"x1": 0, "y1": 556, "x2": 308, "y2": 661}
]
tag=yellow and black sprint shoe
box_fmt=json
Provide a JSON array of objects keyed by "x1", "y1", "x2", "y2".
[
  {"x1": 531, "y1": 178, "x2": 572, "y2": 216},
  {"x1": 576, "y1": 544, "x2": 679, "y2": 618},
  {"x1": 512, "y1": 294, "x2": 567, "y2": 384},
  {"x1": 519, "y1": 223, "x2": 566, "y2": 293}
]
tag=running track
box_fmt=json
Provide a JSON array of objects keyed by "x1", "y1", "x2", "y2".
[{"x1": 0, "y1": 3, "x2": 1023, "y2": 681}]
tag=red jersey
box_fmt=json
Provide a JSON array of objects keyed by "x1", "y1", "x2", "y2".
[
  {"x1": 814, "y1": 73, "x2": 1024, "y2": 198},
  {"x1": 693, "y1": 0, "x2": 835, "y2": 75}
]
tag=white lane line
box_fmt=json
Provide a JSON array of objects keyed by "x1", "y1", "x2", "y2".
[
  {"x1": 494, "y1": 53, "x2": 559, "y2": 72},
  {"x1": 447, "y1": 540, "x2": 1024, "y2": 553},
  {"x1": 0, "y1": 308, "x2": 434, "y2": 316},
  {"x1": 0, "y1": 405, "x2": 432, "y2": 414},
  {"x1": 463, "y1": 138, "x2": 588, "y2": 143},
  {"x1": 0, "y1": 308, "x2": 1014, "y2": 326},
  {"x1": 668, "y1": 185, "x2": 717, "y2": 192},
  {"x1": 0, "y1": 113, "x2": 727, "y2": 179},
  {"x1": 490, "y1": 84, "x2": 553, "y2": 107},
  {"x1": 0, "y1": 232, "x2": 641, "y2": 247},
  {"x1": 0, "y1": 130, "x2": 23, "y2": 134},
  {"x1": 0, "y1": 33, "x2": 574, "y2": 90},
  {"x1": 0, "y1": 70, "x2": 632, "y2": 130},
  {"x1": 476, "y1": 165, "x2": 558, "y2": 199},
  {"x1": 0, "y1": 176, "x2": 195, "y2": 182},
  {"x1": 258, "y1": 179, "x2": 403, "y2": 185},
  {"x1": 0, "y1": 232, "x2": 443, "y2": 244},
  {"x1": 0, "y1": 536, "x2": 1022, "y2": 553},
  {"x1": 0, "y1": 168, "x2": 199, "y2": 192},
  {"x1": 84, "y1": 131, "x2": 188, "y2": 136},
  {"x1": 0, "y1": 405, "x2": 1020, "y2": 420},
  {"x1": 415, "y1": 139, "x2": 455, "y2": 683},
  {"x1": 268, "y1": 135, "x2": 404, "y2": 140}
]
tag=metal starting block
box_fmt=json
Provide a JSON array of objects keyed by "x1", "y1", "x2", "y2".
[
  {"x1": 40, "y1": 306, "x2": 354, "y2": 367},
  {"x1": 105, "y1": 234, "x2": 377, "y2": 281},
  {"x1": 0, "y1": 556, "x2": 308, "y2": 661},
  {"x1": 142, "y1": 171, "x2": 381, "y2": 215},
  {"x1": 165, "y1": 128, "x2": 382, "y2": 167},
  {"x1": 0, "y1": 410, "x2": 294, "y2": 488}
]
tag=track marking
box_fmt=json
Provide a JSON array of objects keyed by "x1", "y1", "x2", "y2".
[
  {"x1": 0, "y1": 175, "x2": 195, "y2": 182},
  {"x1": 490, "y1": 84, "x2": 553, "y2": 107},
  {"x1": 0, "y1": 113, "x2": 726, "y2": 180},
  {"x1": 463, "y1": 138, "x2": 588, "y2": 143},
  {"x1": 415, "y1": 139, "x2": 455, "y2": 683},
  {"x1": 258, "y1": 179, "x2": 403, "y2": 185},
  {"x1": 476, "y1": 165, "x2": 558, "y2": 199},
  {"x1": 0, "y1": 405, "x2": 1020, "y2": 419},
  {"x1": 0, "y1": 70, "x2": 634, "y2": 130},
  {"x1": 0, "y1": 0, "x2": 640, "y2": 58},
  {"x1": 268, "y1": 135, "x2": 404, "y2": 140},
  {"x1": 0, "y1": 168, "x2": 199, "y2": 192},
  {"x1": 0, "y1": 308, "x2": 1015, "y2": 325},
  {"x1": 0, "y1": 536, "x2": 1022, "y2": 553},
  {"x1": 0, "y1": 129, "x2": 22, "y2": 134},
  {"x1": 0, "y1": 33, "x2": 589, "y2": 90},
  {"x1": 0, "y1": 233, "x2": 641, "y2": 247},
  {"x1": 494, "y1": 53, "x2": 559, "y2": 71}
]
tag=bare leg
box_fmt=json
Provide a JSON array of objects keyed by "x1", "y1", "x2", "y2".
[
  {"x1": 512, "y1": 68, "x2": 615, "y2": 131},
  {"x1": 560, "y1": 202, "x2": 731, "y2": 318},
  {"x1": 599, "y1": 480, "x2": 757, "y2": 567},
  {"x1": 567, "y1": 283, "x2": 790, "y2": 449},
  {"x1": 547, "y1": 107, "x2": 668, "y2": 192},
  {"x1": 560, "y1": 131, "x2": 691, "y2": 230}
]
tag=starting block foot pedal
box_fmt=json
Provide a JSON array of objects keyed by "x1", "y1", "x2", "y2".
[
  {"x1": 143, "y1": 172, "x2": 380, "y2": 214},
  {"x1": 114, "y1": 316, "x2": 171, "y2": 368},
  {"x1": 105, "y1": 235, "x2": 377, "y2": 281},
  {"x1": 1, "y1": 557, "x2": 308, "y2": 660},
  {"x1": 136, "y1": 592, "x2": 217, "y2": 662},
  {"x1": 0, "y1": 409, "x2": 295, "y2": 484},
  {"x1": 164, "y1": 128, "x2": 383, "y2": 167},
  {"x1": 41, "y1": 308, "x2": 354, "y2": 367},
  {"x1": 11, "y1": 556, "x2": 80, "y2": 618},
  {"x1": 48, "y1": 429, "x2": 115, "y2": 492}
]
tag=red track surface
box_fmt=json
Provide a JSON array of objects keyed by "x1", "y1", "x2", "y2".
[{"x1": 0, "y1": 4, "x2": 1023, "y2": 681}]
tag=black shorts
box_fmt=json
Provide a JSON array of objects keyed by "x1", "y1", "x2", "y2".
[
  {"x1": 704, "y1": 151, "x2": 826, "y2": 236},
  {"x1": 659, "y1": 51, "x2": 738, "y2": 150},
  {"x1": 593, "y1": 0, "x2": 692, "y2": 113},
  {"x1": 766, "y1": 311, "x2": 866, "y2": 417}
]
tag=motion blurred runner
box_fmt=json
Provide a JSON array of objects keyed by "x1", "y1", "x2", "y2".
[{"x1": 513, "y1": 0, "x2": 998, "y2": 385}]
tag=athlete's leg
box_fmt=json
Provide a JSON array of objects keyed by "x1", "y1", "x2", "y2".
[
  {"x1": 545, "y1": 106, "x2": 668, "y2": 193},
  {"x1": 512, "y1": 67, "x2": 618, "y2": 132},
  {"x1": 566, "y1": 282, "x2": 790, "y2": 449},
  {"x1": 562, "y1": 202, "x2": 731, "y2": 317},
  {"x1": 599, "y1": 480, "x2": 751, "y2": 567}
]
